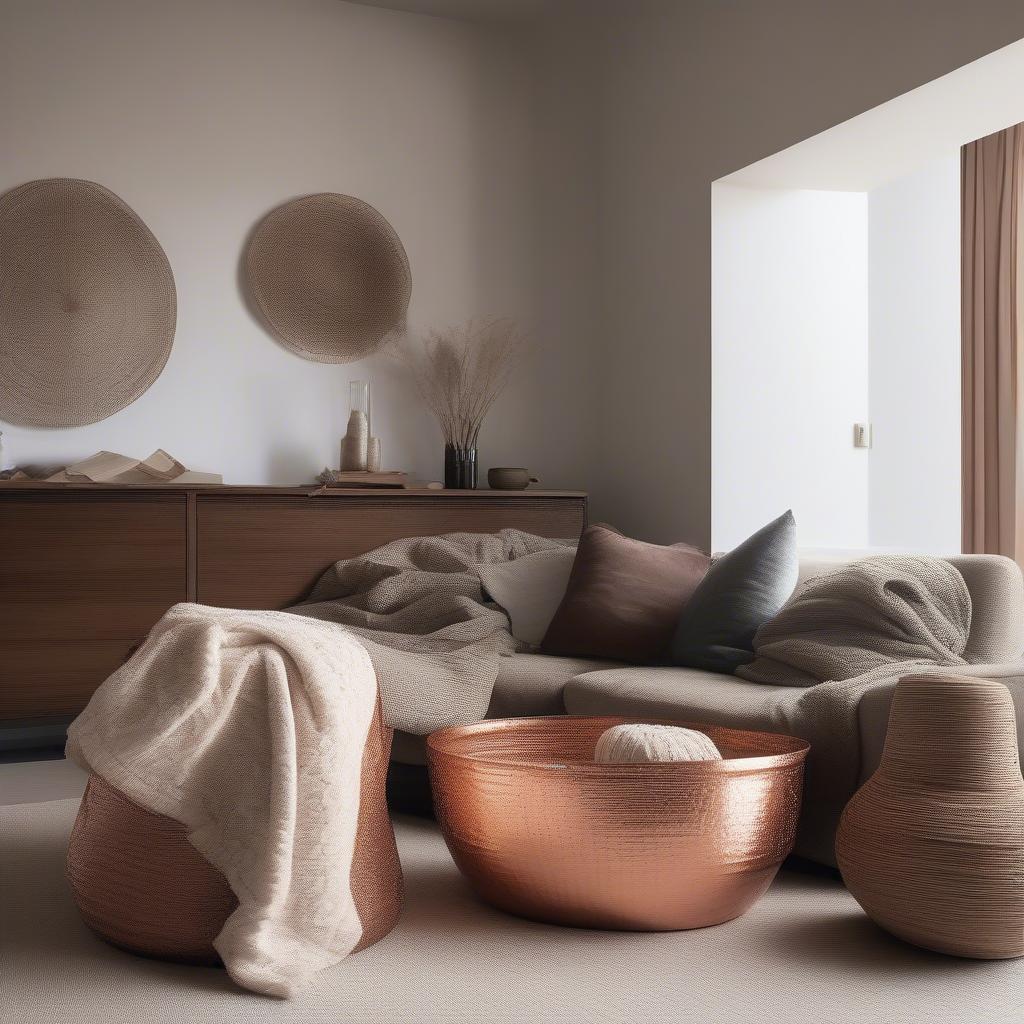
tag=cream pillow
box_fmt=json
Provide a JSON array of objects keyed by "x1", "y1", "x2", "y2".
[{"x1": 479, "y1": 547, "x2": 577, "y2": 646}]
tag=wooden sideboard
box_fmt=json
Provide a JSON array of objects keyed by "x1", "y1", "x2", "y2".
[{"x1": 0, "y1": 484, "x2": 587, "y2": 721}]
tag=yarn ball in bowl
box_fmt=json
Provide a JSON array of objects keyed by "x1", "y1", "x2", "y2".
[{"x1": 593, "y1": 723, "x2": 722, "y2": 763}]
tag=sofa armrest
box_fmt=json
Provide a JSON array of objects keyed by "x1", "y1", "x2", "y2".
[{"x1": 857, "y1": 681, "x2": 897, "y2": 783}]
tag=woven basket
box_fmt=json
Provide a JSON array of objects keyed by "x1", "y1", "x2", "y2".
[
  {"x1": 67, "y1": 701, "x2": 402, "y2": 964},
  {"x1": 0, "y1": 179, "x2": 176, "y2": 427},
  {"x1": 246, "y1": 194, "x2": 410, "y2": 363},
  {"x1": 837, "y1": 674, "x2": 1024, "y2": 959}
]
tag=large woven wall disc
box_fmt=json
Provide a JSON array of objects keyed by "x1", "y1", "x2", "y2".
[
  {"x1": 245, "y1": 194, "x2": 411, "y2": 363},
  {"x1": 0, "y1": 179, "x2": 176, "y2": 428}
]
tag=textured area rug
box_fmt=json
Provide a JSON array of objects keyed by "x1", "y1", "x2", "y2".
[{"x1": 1, "y1": 798, "x2": 1020, "y2": 1024}]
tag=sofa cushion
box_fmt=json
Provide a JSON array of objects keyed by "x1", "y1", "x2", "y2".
[
  {"x1": 478, "y1": 547, "x2": 576, "y2": 646},
  {"x1": 391, "y1": 653, "x2": 623, "y2": 766},
  {"x1": 541, "y1": 524, "x2": 709, "y2": 663},
  {"x1": 563, "y1": 666, "x2": 797, "y2": 733},
  {"x1": 671, "y1": 510, "x2": 798, "y2": 673},
  {"x1": 488, "y1": 653, "x2": 623, "y2": 718}
]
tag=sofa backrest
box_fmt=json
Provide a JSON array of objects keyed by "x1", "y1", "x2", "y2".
[{"x1": 795, "y1": 553, "x2": 1024, "y2": 664}]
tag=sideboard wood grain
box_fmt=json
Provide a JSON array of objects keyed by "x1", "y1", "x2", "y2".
[
  {"x1": 2, "y1": 640, "x2": 141, "y2": 719},
  {"x1": 0, "y1": 486, "x2": 586, "y2": 721},
  {"x1": 0, "y1": 492, "x2": 187, "y2": 639},
  {"x1": 0, "y1": 491, "x2": 187, "y2": 720},
  {"x1": 196, "y1": 493, "x2": 586, "y2": 609}
]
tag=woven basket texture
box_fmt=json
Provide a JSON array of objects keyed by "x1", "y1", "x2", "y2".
[
  {"x1": 246, "y1": 193, "x2": 410, "y2": 363},
  {"x1": 837, "y1": 674, "x2": 1024, "y2": 959},
  {"x1": 0, "y1": 178, "x2": 176, "y2": 427},
  {"x1": 66, "y1": 701, "x2": 402, "y2": 964}
]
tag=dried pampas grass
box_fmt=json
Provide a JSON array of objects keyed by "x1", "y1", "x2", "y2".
[{"x1": 389, "y1": 318, "x2": 526, "y2": 448}]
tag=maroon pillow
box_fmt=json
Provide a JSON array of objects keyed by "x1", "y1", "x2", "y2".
[{"x1": 540, "y1": 524, "x2": 710, "y2": 663}]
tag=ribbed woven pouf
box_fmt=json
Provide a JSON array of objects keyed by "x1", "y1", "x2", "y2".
[
  {"x1": 837, "y1": 674, "x2": 1024, "y2": 959},
  {"x1": 66, "y1": 701, "x2": 403, "y2": 964},
  {"x1": 594, "y1": 723, "x2": 722, "y2": 763}
]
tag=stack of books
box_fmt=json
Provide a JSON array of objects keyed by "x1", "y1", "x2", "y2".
[{"x1": 315, "y1": 469, "x2": 415, "y2": 489}]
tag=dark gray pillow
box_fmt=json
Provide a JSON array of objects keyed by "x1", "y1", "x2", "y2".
[{"x1": 669, "y1": 510, "x2": 798, "y2": 673}]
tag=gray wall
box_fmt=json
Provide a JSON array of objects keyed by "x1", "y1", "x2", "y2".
[{"x1": 590, "y1": 0, "x2": 1024, "y2": 545}]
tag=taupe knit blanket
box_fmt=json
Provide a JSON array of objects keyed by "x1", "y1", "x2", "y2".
[
  {"x1": 736, "y1": 555, "x2": 1021, "y2": 860},
  {"x1": 67, "y1": 529, "x2": 567, "y2": 998},
  {"x1": 290, "y1": 529, "x2": 572, "y2": 733}
]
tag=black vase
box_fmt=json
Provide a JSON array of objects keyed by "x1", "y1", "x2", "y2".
[{"x1": 444, "y1": 445, "x2": 477, "y2": 489}]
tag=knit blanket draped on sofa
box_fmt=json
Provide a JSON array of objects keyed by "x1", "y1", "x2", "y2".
[
  {"x1": 737, "y1": 554, "x2": 1024, "y2": 861},
  {"x1": 66, "y1": 529, "x2": 569, "y2": 998}
]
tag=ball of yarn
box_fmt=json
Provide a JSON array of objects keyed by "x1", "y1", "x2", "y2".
[{"x1": 593, "y1": 723, "x2": 722, "y2": 763}]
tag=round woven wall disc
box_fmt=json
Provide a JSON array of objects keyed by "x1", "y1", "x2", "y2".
[
  {"x1": 0, "y1": 179, "x2": 176, "y2": 428},
  {"x1": 245, "y1": 194, "x2": 411, "y2": 363}
]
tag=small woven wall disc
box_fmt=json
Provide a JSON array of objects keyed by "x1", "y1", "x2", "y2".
[
  {"x1": 0, "y1": 179, "x2": 177, "y2": 427},
  {"x1": 246, "y1": 194, "x2": 411, "y2": 363}
]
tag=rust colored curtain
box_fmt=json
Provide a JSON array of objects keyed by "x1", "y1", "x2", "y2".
[{"x1": 962, "y1": 124, "x2": 1024, "y2": 560}]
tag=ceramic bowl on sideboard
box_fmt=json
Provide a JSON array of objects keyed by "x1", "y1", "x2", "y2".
[
  {"x1": 487, "y1": 468, "x2": 538, "y2": 490},
  {"x1": 427, "y1": 715, "x2": 809, "y2": 931}
]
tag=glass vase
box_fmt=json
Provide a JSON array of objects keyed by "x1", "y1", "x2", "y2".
[
  {"x1": 340, "y1": 380, "x2": 370, "y2": 471},
  {"x1": 444, "y1": 444, "x2": 477, "y2": 489}
]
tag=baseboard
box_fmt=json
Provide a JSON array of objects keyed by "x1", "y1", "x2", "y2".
[{"x1": 0, "y1": 715, "x2": 74, "y2": 755}]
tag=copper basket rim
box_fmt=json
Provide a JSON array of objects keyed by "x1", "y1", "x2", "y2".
[{"x1": 427, "y1": 715, "x2": 809, "y2": 774}]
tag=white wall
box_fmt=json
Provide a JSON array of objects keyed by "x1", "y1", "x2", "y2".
[
  {"x1": 868, "y1": 155, "x2": 962, "y2": 552},
  {"x1": 712, "y1": 184, "x2": 869, "y2": 551},
  {"x1": 0, "y1": 0, "x2": 595, "y2": 490}
]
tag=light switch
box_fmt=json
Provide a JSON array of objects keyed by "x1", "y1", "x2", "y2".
[{"x1": 853, "y1": 423, "x2": 872, "y2": 449}]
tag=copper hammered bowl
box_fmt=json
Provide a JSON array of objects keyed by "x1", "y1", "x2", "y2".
[{"x1": 427, "y1": 716, "x2": 809, "y2": 931}]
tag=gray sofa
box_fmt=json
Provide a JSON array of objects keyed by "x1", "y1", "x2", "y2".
[{"x1": 391, "y1": 552, "x2": 1024, "y2": 866}]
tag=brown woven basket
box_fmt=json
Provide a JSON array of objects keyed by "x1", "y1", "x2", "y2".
[
  {"x1": 67, "y1": 701, "x2": 402, "y2": 964},
  {"x1": 837, "y1": 674, "x2": 1024, "y2": 959},
  {"x1": 0, "y1": 178, "x2": 176, "y2": 427},
  {"x1": 246, "y1": 193, "x2": 411, "y2": 363}
]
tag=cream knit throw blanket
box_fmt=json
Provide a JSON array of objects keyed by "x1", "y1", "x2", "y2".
[
  {"x1": 66, "y1": 529, "x2": 568, "y2": 998},
  {"x1": 67, "y1": 606, "x2": 377, "y2": 998}
]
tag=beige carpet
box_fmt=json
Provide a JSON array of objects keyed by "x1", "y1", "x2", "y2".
[{"x1": 1, "y1": 798, "x2": 1020, "y2": 1024}]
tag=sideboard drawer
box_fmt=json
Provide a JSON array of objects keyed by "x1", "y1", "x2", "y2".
[
  {"x1": 0, "y1": 639, "x2": 138, "y2": 719},
  {"x1": 0, "y1": 493, "x2": 187, "y2": 640},
  {"x1": 197, "y1": 494, "x2": 586, "y2": 610}
]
